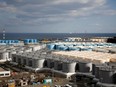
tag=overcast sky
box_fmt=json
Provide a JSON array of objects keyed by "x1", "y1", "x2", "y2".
[{"x1": 0, "y1": 0, "x2": 116, "y2": 33}]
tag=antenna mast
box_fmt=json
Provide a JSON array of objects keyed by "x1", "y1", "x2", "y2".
[{"x1": 3, "y1": 29, "x2": 5, "y2": 40}]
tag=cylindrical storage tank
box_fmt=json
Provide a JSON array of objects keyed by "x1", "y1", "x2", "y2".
[
  {"x1": 16, "y1": 50, "x2": 23, "y2": 53},
  {"x1": 9, "y1": 51, "x2": 16, "y2": 58},
  {"x1": 22, "y1": 58, "x2": 27, "y2": 65},
  {"x1": 14, "y1": 40, "x2": 19, "y2": 43},
  {"x1": 99, "y1": 69, "x2": 114, "y2": 83},
  {"x1": 54, "y1": 60, "x2": 59, "y2": 70},
  {"x1": 67, "y1": 62, "x2": 76, "y2": 73},
  {"x1": 33, "y1": 59, "x2": 45, "y2": 68},
  {"x1": 49, "y1": 60, "x2": 54, "y2": 68},
  {"x1": 11, "y1": 40, "x2": 15, "y2": 43},
  {"x1": 1, "y1": 40, "x2": 5, "y2": 43},
  {"x1": 47, "y1": 44, "x2": 55, "y2": 50},
  {"x1": 33, "y1": 39, "x2": 38, "y2": 43},
  {"x1": 12, "y1": 54, "x2": 17, "y2": 62},
  {"x1": 24, "y1": 39, "x2": 30, "y2": 44},
  {"x1": 15, "y1": 55, "x2": 19, "y2": 63},
  {"x1": 25, "y1": 57, "x2": 29, "y2": 66},
  {"x1": 46, "y1": 59, "x2": 51, "y2": 68},
  {"x1": 78, "y1": 62, "x2": 92, "y2": 72},
  {"x1": 8, "y1": 40, "x2": 11, "y2": 44},
  {"x1": 58, "y1": 46, "x2": 68, "y2": 51},
  {"x1": 94, "y1": 65, "x2": 103, "y2": 79},
  {"x1": 30, "y1": 39, "x2": 33, "y2": 43},
  {"x1": 55, "y1": 44, "x2": 64, "y2": 50},
  {"x1": 62, "y1": 62, "x2": 68, "y2": 73},
  {"x1": 62, "y1": 62, "x2": 76, "y2": 73},
  {"x1": 2, "y1": 52, "x2": 9, "y2": 60},
  {"x1": 92, "y1": 64, "x2": 95, "y2": 75}
]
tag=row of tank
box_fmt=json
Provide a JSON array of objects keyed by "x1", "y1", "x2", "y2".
[
  {"x1": 92, "y1": 64, "x2": 116, "y2": 84},
  {"x1": 0, "y1": 40, "x2": 19, "y2": 44},
  {"x1": 24, "y1": 39, "x2": 38, "y2": 44},
  {"x1": 11, "y1": 54, "x2": 92, "y2": 73},
  {"x1": 47, "y1": 43, "x2": 116, "y2": 51},
  {"x1": 0, "y1": 44, "x2": 45, "y2": 62},
  {"x1": 11, "y1": 52, "x2": 116, "y2": 85},
  {"x1": 0, "y1": 39, "x2": 38, "y2": 45}
]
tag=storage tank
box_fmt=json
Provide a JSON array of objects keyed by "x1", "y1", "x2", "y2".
[
  {"x1": 11, "y1": 40, "x2": 15, "y2": 43},
  {"x1": 9, "y1": 51, "x2": 16, "y2": 58},
  {"x1": 47, "y1": 44, "x2": 55, "y2": 50},
  {"x1": 28, "y1": 59, "x2": 33, "y2": 67},
  {"x1": 33, "y1": 59, "x2": 45, "y2": 68},
  {"x1": 78, "y1": 62, "x2": 92, "y2": 72},
  {"x1": 68, "y1": 47, "x2": 80, "y2": 51},
  {"x1": 62, "y1": 62, "x2": 67, "y2": 72},
  {"x1": 24, "y1": 39, "x2": 30, "y2": 44},
  {"x1": 99, "y1": 68, "x2": 115, "y2": 83},
  {"x1": 1, "y1": 40, "x2": 5, "y2": 43},
  {"x1": 54, "y1": 60, "x2": 62, "y2": 70},
  {"x1": 33, "y1": 39, "x2": 38, "y2": 43},
  {"x1": 94, "y1": 66, "x2": 99, "y2": 79},
  {"x1": 62, "y1": 62, "x2": 76, "y2": 73},
  {"x1": 14, "y1": 40, "x2": 19, "y2": 43},
  {"x1": 8, "y1": 40, "x2": 12, "y2": 44},
  {"x1": 58, "y1": 46, "x2": 68, "y2": 51},
  {"x1": 22, "y1": 58, "x2": 27, "y2": 65},
  {"x1": 55, "y1": 44, "x2": 64, "y2": 50},
  {"x1": 46, "y1": 59, "x2": 51, "y2": 68},
  {"x1": 2, "y1": 52, "x2": 9, "y2": 60}
]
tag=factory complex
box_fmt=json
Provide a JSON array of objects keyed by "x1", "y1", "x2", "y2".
[{"x1": 0, "y1": 37, "x2": 116, "y2": 87}]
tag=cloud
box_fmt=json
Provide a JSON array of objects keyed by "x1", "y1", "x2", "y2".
[{"x1": 0, "y1": 0, "x2": 116, "y2": 27}]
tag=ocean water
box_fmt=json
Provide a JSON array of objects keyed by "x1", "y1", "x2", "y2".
[{"x1": 0, "y1": 33, "x2": 116, "y2": 40}]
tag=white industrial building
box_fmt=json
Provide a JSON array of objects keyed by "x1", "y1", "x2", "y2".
[{"x1": 0, "y1": 67, "x2": 10, "y2": 77}]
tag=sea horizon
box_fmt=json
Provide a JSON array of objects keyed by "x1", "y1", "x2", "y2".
[{"x1": 0, "y1": 33, "x2": 116, "y2": 40}]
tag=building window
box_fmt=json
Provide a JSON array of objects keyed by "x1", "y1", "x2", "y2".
[
  {"x1": 5, "y1": 73, "x2": 9, "y2": 76},
  {"x1": 0, "y1": 74, "x2": 4, "y2": 76}
]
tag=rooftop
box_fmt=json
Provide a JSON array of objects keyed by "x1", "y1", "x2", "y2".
[{"x1": 52, "y1": 51, "x2": 116, "y2": 64}]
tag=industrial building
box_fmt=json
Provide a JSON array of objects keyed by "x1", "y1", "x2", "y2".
[
  {"x1": 64, "y1": 37, "x2": 109, "y2": 42},
  {"x1": 0, "y1": 67, "x2": 10, "y2": 77}
]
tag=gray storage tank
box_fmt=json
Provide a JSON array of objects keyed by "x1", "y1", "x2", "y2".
[
  {"x1": 46, "y1": 59, "x2": 51, "y2": 68},
  {"x1": 33, "y1": 58, "x2": 45, "y2": 68},
  {"x1": 54, "y1": 60, "x2": 62, "y2": 71},
  {"x1": 99, "y1": 67, "x2": 115, "y2": 84},
  {"x1": 54, "y1": 60, "x2": 59, "y2": 70},
  {"x1": 78, "y1": 62, "x2": 92, "y2": 72},
  {"x1": 62, "y1": 62, "x2": 76, "y2": 73}
]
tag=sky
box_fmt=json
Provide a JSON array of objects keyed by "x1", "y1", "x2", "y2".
[{"x1": 0, "y1": 0, "x2": 116, "y2": 33}]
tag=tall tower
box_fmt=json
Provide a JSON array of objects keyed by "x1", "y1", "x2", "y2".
[{"x1": 3, "y1": 29, "x2": 5, "y2": 40}]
